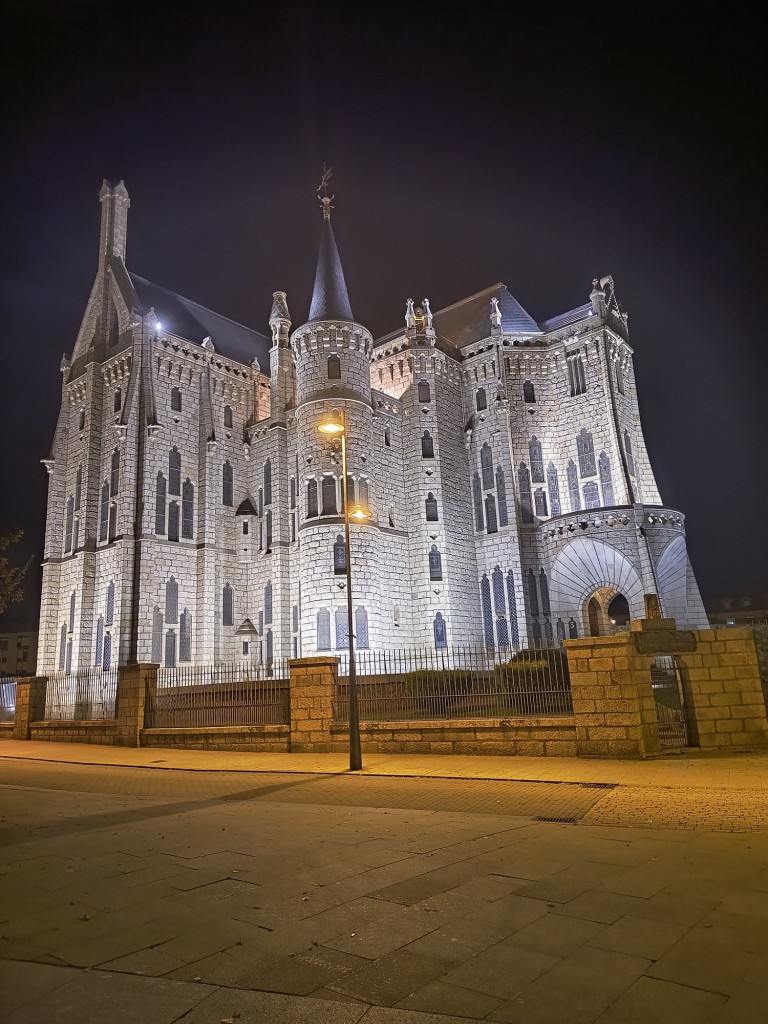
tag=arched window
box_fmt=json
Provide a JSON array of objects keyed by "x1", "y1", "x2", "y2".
[
  {"x1": 317, "y1": 608, "x2": 331, "y2": 651},
  {"x1": 95, "y1": 616, "x2": 104, "y2": 667},
  {"x1": 171, "y1": 387, "x2": 182, "y2": 412},
  {"x1": 224, "y1": 405, "x2": 233, "y2": 428},
  {"x1": 265, "y1": 510, "x2": 272, "y2": 549},
  {"x1": 265, "y1": 629, "x2": 273, "y2": 663},
  {"x1": 355, "y1": 607, "x2": 369, "y2": 649},
  {"x1": 485, "y1": 494, "x2": 498, "y2": 534},
  {"x1": 180, "y1": 609, "x2": 192, "y2": 662},
  {"x1": 539, "y1": 570, "x2": 551, "y2": 616},
  {"x1": 108, "y1": 503, "x2": 117, "y2": 542},
  {"x1": 99, "y1": 482, "x2": 109, "y2": 542},
  {"x1": 475, "y1": 387, "x2": 487, "y2": 411},
  {"x1": 113, "y1": 388, "x2": 122, "y2": 413},
  {"x1": 74, "y1": 466, "x2": 82, "y2": 511},
  {"x1": 263, "y1": 459, "x2": 272, "y2": 505},
  {"x1": 334, "y1": 534, "x2": 346, "y2": 575},
  {"x1": 290, "y1": 477, "x2": 296, "y2": 509},
  {"x1": 472, "y1": 473, "x2": 484, "y2": 531},
  {"x1": 480, "y1": 443, "x2": 494, "y2": 489},
  {"x1": 72, "y1": 518, "x2": 79, "y2": 551},
  {"x1": 492, "y1": 567, "x2": 508, "y2": 648},
  {"x1": 165, "y1": 577, "x2": 178, "y2": 624},
  {"x1": 78, "y1": 409, "x2": 86, "y2": 431},
  {"x1": 417, "y1": 380, "x2": 431, "y2": 404},
  {"x1": 583, "y1": 481, "x2": 600, "y2": 509},
  {"x1": 544, "y1": 620, "x2": 554, "y2": 646},
  {"x1": 527, "y1": 568, "x2": 539, "y2": 617},
  {"x1": 567, "y1": 350, "x2": 587, "y2": 396},
  {"x1": 327, "y1": 354, "x2": 341, "y2": 379},
  {"x1": 335, "y1": 607, "x2": 349, "y2": 650},
  {"x1": 69, "y1": 590, "x2": 76, "y2": 632},
  {"x1": 556, "y1": 619, "x2": 566, "y2": 645},
  {"x1": 506, "y1": 571, "x2": 520, "y2": 648},
  {"x1": 421, "y1": 431, "x2": 434, "y2": 458},
  {"x1": 222, "y1": 460, "x2": 233, "y2": 506},
  {"x1": 523, "y1": 380, "x2": 536, "y2": 404},
  {"x1": 576, "y1": 428, "x2": 596, "y2": 476},
  {"x1": 425, "y1": 492, "x2": 438, "y2": 521},
  {"x1": 155, "y1": 473, "x2": 167, "y2": 534},
  {"x1": 168, "y1": 501, "x2": 179, "y2": 542},
  {"x1": 496, "y1": 468, "x2": 509, "y2": 527},
  {"x1": 321, "y1": 475, "x2": 337, "y2": 515},
  {"x1": 568, "y1": 617, "x2": 579, "y2": 639},
  {"x1": 307, "y1": 478, "x2": 318, "y2": 518},
  {"x1": 102, "y1": 633, "x2": 112, "y2": 671},
  {"x1": 152, "y1": 606, "x2": 163, "y2": 664},
  {"x1": 547, "y1": 463, "x2": 561, "y2": 516},
  {"x1": 480, "y1": 575, "x2": 494, "y2": 649},
  {"x1": 599, "y1": 451, "x2": 614, "y2": 505},
  {"x1": 64, "y1": 496, "x2": 74, "y2": 553},
  {"x1": 615, "y1": 360, "x2": 625, "y2": 395},
  {"x1": 164, "y1": 630, "x2": 176, "y2": 668},
  {"x1": 181, "y1": 479, "x2": 194, "y2": 539},
  {"x1": 384, "y1": 427, "x2": 391, "y2": 447},
  {"x1": 567, "y1": 460, "x2": 581, "y2": 512},
  {"x1": 358, "y1": 477, "x2": 369, "y2": 509},
  {"x1": 428, "y1": 545, "x2": 443, "y2": 581},
  {"x1": 105, "y1": 581, "x2": 115, "y2": 626},
  {"x1": 169, "y1": 448, "x2": 181, "y2": 495},
  {"x1": 222, "y1": 584, "x2": 233, "y2": 626},
  {"x1": 528, "y1": 437, "x2": 544, "y2": 482},
  {"x1": 59, "y1": 624, "x2": 67, "y2": 670},
  {"x1": 264, "y1": 582, "x2": 273, "y2": 624},
  {"x1": 433, "y1": 612, "x2": 448, "y2": 650},
  {"x1": 517, "y1": 463, "x2": 533, "y2": 524},
  {"x1": 624, "y1": 431, "x2": 636, "y2": 477},
  {"x1": 110, "y1": 448, "x2": 120, "y2": 496},
  {"x1": 534, "y1": 488, "x2": 548, "y2": 517}
]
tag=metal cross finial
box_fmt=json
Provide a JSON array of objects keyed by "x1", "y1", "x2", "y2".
[{"x1": 317, "y1": 164, "x2": 335, "y2": 219}]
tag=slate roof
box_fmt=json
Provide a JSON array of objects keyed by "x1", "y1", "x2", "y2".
[
  {"x1": 129, "y1": 274, "x2": 271, "y2": 367},
  {"x1": 307, "y1": 217, "x2": 354, "y2": 323},
  {"x1": 539, "y1": 303, "x2": 593, "y2": 333}
]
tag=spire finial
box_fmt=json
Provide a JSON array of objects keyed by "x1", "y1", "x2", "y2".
[{"x1": 317, "y1": 164, "x2": 334, "y2": 221}]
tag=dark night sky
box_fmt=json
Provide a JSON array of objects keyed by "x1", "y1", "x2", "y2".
[{"x1": 1, "y1": 0, "x2": 766, "y2": 627}]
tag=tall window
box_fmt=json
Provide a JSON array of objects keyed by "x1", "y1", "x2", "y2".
[
  {"x1": 307, "y1": 478, "x2": 318, "y2": 518},
  {"x1": 527, "y1": 568, "x2": 539, "y2": 617},
  {"x1": 599, "y1": 451, "x2": 614, "y2": 505},
  {"x1": 292, "y1": 605, "x2": 299, "y2": 633},
  {"x1": 358, "y1": 477, "x2": 369, "y2": 509},
  {"x1": 224, "y1": 405, "x2": 233, "y2": 428},
  {"x1": 65, "y1": 496, "x2": 74, "y2": 553},
  {"x1": 384, "y1": 427, "x2": 391, "y2": 447},
  {"x1": 335, "y1": 607, "x2": 349, "y2": 649},
  {"x1": 433, "y1": 612, "x2": 447, "y2": 650},
  {"x1": 321, "y1": 475, "x2": 337, "y2": 515},
  {"x1": 583, "y1": 481, "x2": 600, "y2": 509},
  {"x1": 480, "y1": 443, "x2": 494, "y2": 489},
  {"x1": 110, "y1": 448, "x2": 120, "y2": 496},
  {"x1": 171, "y1": 387, "x2": 182, "y2": 412},
  {"x1": 164, "y1": 630, "x2": 177, "y2": 668},
  {"x1": 69, "y1": 590, "x2": 77, "y2": 632},
  {"x1": 155, "y1": 473, "x2": 167, "y2": 534},
  {"x1": 547, "y1": 463, "x2": 561, "y2": 516},
  {"x1": 523, "y1": 380, "x2": 536, "y2": 404},
  {"x1": 556, "y1": 619, "x2": 566, "y2": 645},
  {"x1": 182, "y1": 480, "x2": 194, "y2": 539},
  {"x1": 624, "y1": 431, "x2": 636, "y2": 477},
  {"x1": 425, "y1": 492, "x2": 438, "y2": 521},
  {"x1": 179, "y1": 610, "x2": 192, "y2": 662},
  {"x1": 168, "y1": 501, "x2": 179, "y2": 542},
  {"x1": 152, "y1": 606, "x2": 163, "y2": 664},
  {"x1": 480, "y1": 575, "x2": 494, "y2": 649},
  {"x1": 265, "y1": 511, "x2": 272, "y2": 549},
  {"x1": 327, "y1": 354, "x2": 341, "y2": 379},
  {"x1": 222, "y1": 460, "x2": 234, "y2": 506},
  {"x1": 102, "y1": 633, "x2": 112, "y2": 671},
  {"x1": 567, "y1": 350, "x2": 587, "y2": 396},
  {"x1": 72, "y1": 518, "x2": 79, "y2": 551},
  {"x1": 113, "y1": 388, "x2": 122, "y2": 413},
  {"x1": 539, "y1": 570, "x2": 551, "y2": 616},
  {"x1": 165, "y1": 577, "x2": 178, "y2": 624},
  {"x1": 290, "y1": 476, "x2": 296, "y2": 509},
  {"x1": 99, "y1": 482, "x2": 109, "y2": 541},
  {"x1": 567, "y1": 459, "x2": 581, "y2": 511},
  {"x1": 95, "y1": 616, "x2": 104, "y2": 667},
  {"x1": 496, "y1": 468, "x2": 509, "y2": 527},
  {"x1": 529, "y1": 437, "x2": 544, "y2": 482},
  {"x1": 334, "y1": 534, "x2": 346, "y2": 575},
  {"x1": 493, "y1": 566, "x2": 508, "y2": 649},
  {"x1": 517, "y1": 463, "x2": 533, "y2": 524},
  {"x1": 421, "y1": 431, "x2": 434, "y2": 458},
  {"x1": 78, "y1": 409, "x2": 86, "y2": 431},
  {"x1": 264, "y1": 582, "x2": 273, "y2": 624},
  {"x1": 534, "y1": 488, "x2": 548, "y2": 517},
  {"x1": 169, "y1": 448, "x2": 181, "y2": 495},
  {"x1": 317, "y1": 608, "x2": 331, "y2": 650},
  {"x1": 343, "y1": 475, "x2": 355, "y2": 509},
  {"x1": 615, "y1": 360, "x2": 625, "y2": 395},
  {"x1": 74, "y1": 466, "x2": 82, "y2": 511},
  {"x1": 569, "y1": 618, "x2": 579, "y2": 639},
  {"x1": 222, "y1": 584, "x2": 233, "y2": 626},
  {"x1": 472, "y1": 473, "x2": 484, "y2": 531},
  {"x1": 475, "y1": 387, "x2": 487, "y2": 411},
  {"x1": 428, "y1": 545, "x2": 443, "y2": 581},
  {"x1": 263, "y1": 459, "x2": 272, "y2": 505},
  {"x1": 417, "y1": 380, "x2": 431, "y2": 403},
  {"x1": 105, "y1": 581, "x2": 115, "y2": 626},
  {"x1": 506, "y1": 571, "x2": 520, "y2": 648},
  {"x1": 59, "y1": 624, "x2": 67, "y2": 670},
  {"x1": 108, "y1": 503, "x2": 117, "y2": 542},
  {"x1": 577, "y1": 428, "x2": 596, "y2": 476},
  {"x1": 485, "y1": 494, "x2": 498, "y2": 534},
  {"x1": 355, "y1": 607, "x2": 369, "y2": 649}
]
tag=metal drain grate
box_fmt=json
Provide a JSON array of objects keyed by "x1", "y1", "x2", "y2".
[{"x1": 533, "y1": 816, "x2": 578, "y2": 823}]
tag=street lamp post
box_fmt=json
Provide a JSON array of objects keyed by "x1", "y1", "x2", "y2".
[{"x1": 318, "y1": 409, "x2": 369, "y2": 771}]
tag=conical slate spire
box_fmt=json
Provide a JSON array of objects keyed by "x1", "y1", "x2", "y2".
[{"x1": 307, "y1": 200, "x2": 353, "y2": 323}]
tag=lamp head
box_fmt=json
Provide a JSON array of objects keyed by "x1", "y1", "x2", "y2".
[
  {"x1": 318, "y1": 410, "x2": 344, "y2": 435},
  {"x1": 349, "y1": 504, "x2": 372, "y2": 521}
]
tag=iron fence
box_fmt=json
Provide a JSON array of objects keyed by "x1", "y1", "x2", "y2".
[
  {"x1": 146, "y1": 661, "x2": 290, "y2": 728},
  {"x1": 38, "y1": 669, "x2": 118, "y2": 721},
  {"x1": 333, "y1": 646, "x2": 572, "y2": 722},
  {"x1": 0, "y1": 676, "x2": 16, "y2": 723}
]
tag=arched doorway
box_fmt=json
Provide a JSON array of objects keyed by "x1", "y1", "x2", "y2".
[{"x1": 584, "y1": 587, "x2": 631, "y2": 636}]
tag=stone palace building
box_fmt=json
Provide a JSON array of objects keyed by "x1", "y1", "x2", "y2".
[{"x1": 37, "y1": 181, "x2": 708, "y2": 671}]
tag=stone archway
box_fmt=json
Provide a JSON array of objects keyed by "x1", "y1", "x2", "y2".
[
  {"x1": 549, "y1": 537, "x2": 646, "y2": 634},
  {"x1": 584, "y1": 586, "x2": 630, "y2": 636}
]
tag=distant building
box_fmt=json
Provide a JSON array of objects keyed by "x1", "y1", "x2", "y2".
[
  {"x1": 0, "y1": 629, "x2": 38, "y2": 677},
  {"x1": 37, "y1": 181, "x2": 708, "y2": 671}
]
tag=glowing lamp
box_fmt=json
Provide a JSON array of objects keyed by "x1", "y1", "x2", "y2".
[{"x1": 318, "y1": 411, "x2": 344, "y2": 435}]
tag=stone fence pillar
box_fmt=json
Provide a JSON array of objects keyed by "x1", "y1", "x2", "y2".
[
  {"x1": 114, "y1": 664, "x2": 158, "y2": 747},
  {"x1": 12, "y1": 676, "x2": 48, "y2": 740},
  {"x1": 288, "y1": 656, "x2": 338, "y2": 753}
]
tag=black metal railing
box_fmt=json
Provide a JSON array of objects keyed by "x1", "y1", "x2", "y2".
[
  {"x1": 333, "y1": 646, "x2": 572, "y2": 723},
  {"x1": 0, "y1": 676, "x2": 16, "y2": 723},
  {"x1": 38, "y1": 669, "x2": 118, "y2": 721},
  {"x1": 146, "y1": 661, "x2": 290, "y2": 728}
]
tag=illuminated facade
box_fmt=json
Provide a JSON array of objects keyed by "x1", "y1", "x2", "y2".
[{"x1": 37, "y1": 181, "x2": 707, "y2": 670}]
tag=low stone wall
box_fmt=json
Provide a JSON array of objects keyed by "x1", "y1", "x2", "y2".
[
  {"x1": 141, "y1": 725, "x2": 290, "y2": 752},
  {"x1": 331, "y1": 717, "x2": 577, "y2": 756},
  {"x1": 29, "y1": 721, "x2": 118, "y2": 745},
  {"x1": 0, "y1": 723, "x2": 14, "y2": 738}
]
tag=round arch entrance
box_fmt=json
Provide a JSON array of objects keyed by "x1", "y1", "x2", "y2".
[{"x1": 584, "y1": 587, "x2": 632, "y2": 637}]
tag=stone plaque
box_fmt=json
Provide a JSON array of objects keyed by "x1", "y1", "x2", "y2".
[{"x1": 634, "y1": 630, "x2": 697, "y2": 655}]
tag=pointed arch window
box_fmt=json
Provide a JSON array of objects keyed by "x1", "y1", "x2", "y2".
[
  {"x1": 169, "y1": 448, "x2": 181, "y2": 495},
  {"x1": 527, "y1": 568, "x2": 540, "y2": 617},
  {"x1": 65, "y1": 496, "x2": 74, "y2": 553},
  {"x1": 59, "y1": 624, "x2": 67, "y2": 670},
  {"x1": 425, "y1": 492, "x2": 438, "y2": 521},
  {"x1": 506, "y1": 571, "x2": 520, "y2": 648},
  {"x1": 327, "y1": 354, "x2": 341, "y2": 379},
  {"x1": 529, "y1": 437, "x2": 544, "y2": 482},
  {"x1": 222, "y1": 584, "x2": 233, "y2": 626},
  {"x1": 480, "y1": 575, "x2": 494, "y2": 649},
  {"x1": 523, "y1": 380, "x2": 536, "y2": 404},
  {"x1": 265, "y1": 510, "x2": 272, "y2": 549},
  {"x1": 334, "y1": 534, "x2": 347, "y2": 575},
  {"x1": 181, "y1": 479, "x2": 194, "y2": 539},
  {"x1": 433, "y1": 612, "x2": 448, "y2": 650},
  {"x1": 485, "y1": 494, "x2": 498, "y2": 534},
  {"x1": 568, "y1": 617, "x2": 579, "y2": 639},
  {"x1": 152, "y1": 606, "x2": 163, "y2": 664},
  {"x1": 108, "y1": 503, "x2": 117, "y2": 542},
  {"x1": 567, "y1": 460, "x2": 581, "y2": 512},
  {"x1": 576, "y1": 428, "x2": 596, "y2": 476},
  {"x1": 428, "y1": 545, "x2": 443, "y2": 581},
  {"x1": 417, "y1": 380, "x2": 431, "y2": 404},
  {"x1": 95, "y1": 616, "x2": 104, "y2": 667},
  {"x1": 264, "y1": 582, "x2": 273, "y2": 624},
  {"x1": 556, "y1": 619, "x2": 566, "y2": 645},
  {"x1": 171, "y1": 387, "x2": 182, "y2": 412},
  {"x1": 155, "y1": 473, "x2": 167, "y2": 534},
  {"x1": 567, "y1": 350, "x2": 587, "y2": 396},
  {"x1": 355, "y1": 607, "x2": 369, "y2": 649},
  {"x1": 317, "y1": 608, "x2": 331, "y2": 651},
  {"x1": 110, "y1": 448, "x2": 120, "y2": 496},
  {"x1": 472, "y1": 473, "x2": 484, "y2": 531},
  {"x1": 321, "y1": 475, "x2": 337, "y2": 516},
  {"x1": 599, "y1": 451, "x2": 614, "y2": 505},
  {"x1": 165, "y1": 577, "x2": 178, "y2": 624},
  {"x1": 475, "y1": 387, "x2": 487, "y2": 411},
  {"x1": 583, "y1": 481, "x2": 600, "y2": 508},
  {"x1": 615, "y1": 360, "x2": 625, "y2": 395},
  {"x1": 222, "y1": 460, "x2": 234, "y2": 506},
  {"x1": 74, "y1": 466, "x2": 82, "y2": 511},
  {"x1": 384, "y1": 427, "x2": 391, "y2": 447},
  {"x1": 547, "y1": 463, "x2": 561, "y2": 516},
  {"x1": 179, "y1": 609, "x2": 192, "y2": 662},
  {"x1": 78, "y1": 409, "x2": 86, "y2": 431},
  {"x1": 67, "y1": 590, "x2": 76, "y2": 633},
  {"x1": 263, "y1": 459, "x2": 272, "y2": 505},
  {"x1": 224, "y1": 405, "x2": 233, "y2": 428},
  {"x1": 624, "y1": 431, "x2": 636, "y2": 477},
  {"x1": 539, "y1": 569, "x2": 551, "y2": 616},
  {"x1": 72, "y1": 518, "x2": 79, "y2": 551},
  {"x1": 335, "y1": 607, "x2": 349, "y2": 649},
  {"x1": 290, "y1": 476, "x2": 296, "y2": 509},
  {"x1": 492, "y1": 566, "x2": 506, "y2": 615},
  {"x1": 496, "y1": 468, "x2": 509, "y2": 526},
  {"x1": 307, "y1": 478, "x2": 318, "y2": 518},
  {"x1": 113, "y1": 388, "x2": 122, "y2": 413},
  {"x1": 105, "y1": 581, "x2": 115, "y2": 626},
  {"x1": 421, "y1": 431, "x2": 434, "y2": 458},
  {"x1": 102, "y1": 633, "x2": 112, "y2": 671},
  {"x1": 99, "y1": 482, "x2": 109, "y2": 542},
  {"x1": 480, "y1": 443, "x2": 494, "y2": 489},
  {"x1": 168, "y1": 501, "x2": 179, "y2": 541},
  {"x1": 164, "y1": 630, "x2": 177, "y2": 668},
  {"x1": 517, "y1": 463, "x2": 533, "y2": 524}
]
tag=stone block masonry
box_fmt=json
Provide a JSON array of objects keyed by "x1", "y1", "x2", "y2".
[{"x1": 288, "y1": 655, "x2": 338, "y2": 753}]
